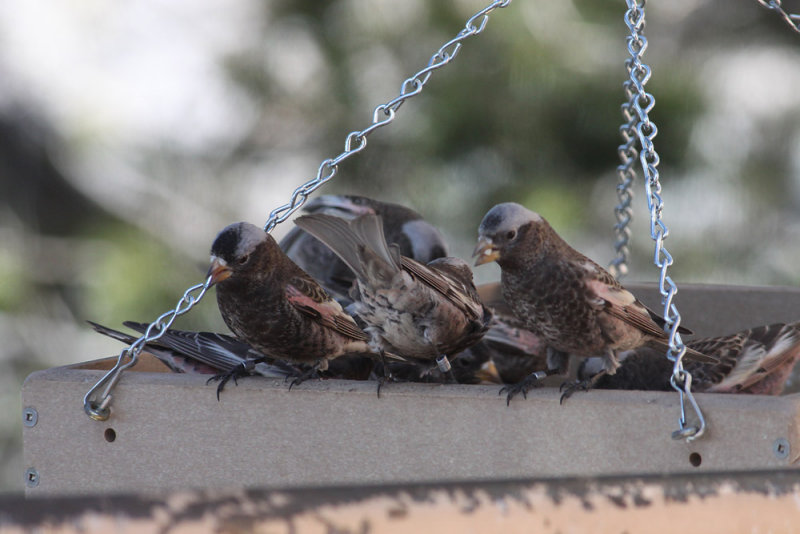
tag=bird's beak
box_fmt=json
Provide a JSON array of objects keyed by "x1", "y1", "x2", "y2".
[
  {"x1": 206, "y1": 256, "x2": 232, "y2": 286},
  {"x1": 474, "y1": 360, "x2": 503, "y2": 385},
  {"x1": 473, "y1": 237, "x2": 500, "y2": 266}
]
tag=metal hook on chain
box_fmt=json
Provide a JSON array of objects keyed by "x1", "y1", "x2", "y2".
[
  {"x1": 83, "y1": 279, "x2": 213, "y2": 420},
  {"x1": 82, "y1": 0, "x2": 513, "y2": 421},
  {"x1": 618, "y1": 0, "x2": 706, "y2": 441}
]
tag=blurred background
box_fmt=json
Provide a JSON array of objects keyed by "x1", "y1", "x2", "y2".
[{"x1": 1, "y1": 0, "x2": 799, "y2": 493}]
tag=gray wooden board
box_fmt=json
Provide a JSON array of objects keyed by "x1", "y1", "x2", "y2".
[
  {"x1": 625, "y1": 283, "x2": 800, "y2": 337},
  {"x1": 21, "y1": 367, "x2": 800, "y2": 497},
  {"x1": 20, "y1": 284, "x2": 800, "y2": 496}
]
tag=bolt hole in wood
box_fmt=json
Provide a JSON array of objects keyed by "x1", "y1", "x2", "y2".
[
  {"x1": 104, "y1": 428, "x2": 117, "y2": 443},
  {"x1": 689, "y1": 452, "x2": 702, "y2": 467}
]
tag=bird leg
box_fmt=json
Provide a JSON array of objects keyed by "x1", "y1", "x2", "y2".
[
  {"x1": 500, "y1": 368, "x2": 562, "y2": 406},
  {"x1": 435, "y1": 354, "x2": 458, "y2": 384},
  {"x1": 559, "y1": 369, "x2": 608, "y2": 405},
  {"x1": 287, "y1": 360, "x2": 326, "y2": 390},
  {"x1": 423, "y1": 338, "x2": 456, "y2": 384},
  {"x1": 545, "y1": 346, "x2": 570, "y2": 374},
  {"x1": 207, "y1": 357, "x2": 267, "y2": 401},
  {"x1": 376, "y1": 350, "x2": 397, "y2": 398}
]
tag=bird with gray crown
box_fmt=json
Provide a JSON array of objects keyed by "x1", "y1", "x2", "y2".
[{"x1": 473, "y1": 202, "x2": 716, "y2": 403}]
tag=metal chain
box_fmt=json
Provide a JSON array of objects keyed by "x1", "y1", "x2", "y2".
[
  {"x1": 610, "y1": 0, "x2": 800, "y2": 280},
  {"x1": 607, "y1": 47, "x2": 640, "y2": 279},
  {"x1": 264, "y1": 0, "x2": 512, "y2": 232},
  {"x1": 83, "y1": 281, "x2": 212, "y2": 420},
  {"x1": 83, "y1": 0, "x2": 512, "y2": 421},
  {"x1": 756, "y1": 0, "x2": 800, "y2": 33},
  {"x1": 623, "y1": 0, "x2": 706, "y2": 442}
]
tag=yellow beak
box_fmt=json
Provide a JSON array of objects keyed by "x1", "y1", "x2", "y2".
[
  {"x1": 474, "y1": 360, "x2": 503, "y2": 385},
  {"x1": 473, "y1": 237, "x2": 500, "y2": 266},
  {"x1": 206, "y1": 256, "x2": 232, "y2": 286}
]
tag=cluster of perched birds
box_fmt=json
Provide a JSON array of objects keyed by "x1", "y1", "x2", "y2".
[{"x1": 92, "y1": 195, "x2": 800, "y2": 402}]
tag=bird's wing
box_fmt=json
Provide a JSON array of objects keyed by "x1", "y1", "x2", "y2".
[
  {"x1": 122, "y1": 321, "x2": 262, "y2": 369},
  {"x1": 585, "y1": 277, "x2": 671, "y2": 340},
  {"x1": 702, "y1": 323, "x2": 800, "y2": 392},
  {"x1": 286, "y1": 275, "x2": 368, "y2": 341},
  {"x1": 401, "y1": 256, "x2": 485, "y2": 321},
  {"x1": 294, "y1": 213, "x2": 400, "y2": 282},
  {"x1": 88, "y1": 320, "x2": 223, "y2": 374}
]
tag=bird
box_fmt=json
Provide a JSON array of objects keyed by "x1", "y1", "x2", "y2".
[
  {"x1": 280, "y1": 194, "x2": 448, "y2": 301},
  {"x1": 88, "y1": 320, "x2": 295, "y2": 381},
  {"x1": 89, "y1": 320, "x2": 377, "y2": 395},
  {"x1": 475, "y1": 281, "x2": 552, "y2": 384},
  {"x1": 473, "y1": 202, "x2": 716, "y2": 403},
  {"x1": 581, "y1": 321, "x2": 800, "y2": 395},
  {"x1": 293, "y1": 212, "x2": 492, "y2": 383},
  {"x1": 207, "y1": 221, "x2": 379, "y2": 387}
]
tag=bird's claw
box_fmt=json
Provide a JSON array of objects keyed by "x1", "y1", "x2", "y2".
[
  {"x1": 207, "y1": 361, "x2": 253, "y2": 401},
  {"x1": 500, "y1": 372, "x2": 545, "y2": 406},
  {"x1": 287, "y1": 366, "x2": 322, "y2": 390},
  {"x1": 376, "y1": 372, "x2": 397, "y2": 398},
  {"x1": 559, "y1": 378, "x2": 593, "y2": 405}
]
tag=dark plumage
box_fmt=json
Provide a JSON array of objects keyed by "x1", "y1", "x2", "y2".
[
  {"x1": 88, "y1": 320, "x2": 294, "y2": 379},
  {"x1": 208, "y1": 222, "x2": 374, "y2": 374},
  {"x1": 294, "y1": 213, "x2": 491, "y2": 370},
  {"x1": 474, "y1": 202, "x2": 715, "y2": 400},
  {"x1": 475, "y1": 281, "x2": 550, "y2": 384},
  {"x1": 280, "y1": 195, "x2": 448, "y2": 300},
  {"x1": 584, "y1": 322, "x2": 800, "y2": 395}
]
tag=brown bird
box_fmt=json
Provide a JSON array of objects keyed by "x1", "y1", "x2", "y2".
[
  {"x1": 280, "y1": 195, "x2": 448, "y2": 301},
  {"x1": 582, "y1": 322, "x2": 800, "y2": 395},
  {"x1": 208, "y1": 221, "x2": 377, "y2": 385},
  {"x1": 294, "y1": 213, "x2": 491, "y2": 381},
  {"x1": 473, "y1": 202, "x2": 716, "y2": 403},
  {"x1": 475, "y1": 282, "x2": 551, "y2": 384}
]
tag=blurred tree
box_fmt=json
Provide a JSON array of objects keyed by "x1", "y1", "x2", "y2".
[{"x1": 1, "y1": 0, "x2": 799, "y2": 493}]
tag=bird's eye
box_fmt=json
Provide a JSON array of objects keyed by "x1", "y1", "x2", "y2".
[
  {"x1": 237, "y1": 254, "x2": 250, "y2": 265},
  {"x1": 506, "y1": 230, "x2": 516, "y2": 240}
]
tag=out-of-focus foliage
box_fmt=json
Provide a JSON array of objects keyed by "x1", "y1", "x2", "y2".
[{"x1": 1, "y1": 0, "x2": 799, "y2": 492}]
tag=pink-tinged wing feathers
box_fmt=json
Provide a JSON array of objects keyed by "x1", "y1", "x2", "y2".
[
  {"x1": 286, "y1": 279, "x2": 367, "y2": 342},
  {"x1": 585, "y1": 277, "x2": 668, "y2": 340}
]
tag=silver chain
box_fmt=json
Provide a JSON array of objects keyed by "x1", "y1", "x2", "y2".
[
  {"x1": 263, "y1": 0, "x2": 512, "y2": 233},
  {"x1": 757, "y1": 0, "x2": 800, "y2": 33},
  {"x1": 83, "y1": 0, "x2": 512, "y2": 421},
  {"x1": 612, "y1": 3, "x2": 799, "y2": 274},
  {"x1": 608, "y1": 43, "x2": 640, "y2": 279},
  {"x1": 623, "y1": 0, "x2": 705, "y2": 442},
  {"x1": 83, "y1": 281, "x2": 212, "y2": 420}
]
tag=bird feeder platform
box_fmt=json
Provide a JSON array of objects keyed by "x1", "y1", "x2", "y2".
[{"x1": 21, "y1": 283, "x2": 800, "y2": 497}]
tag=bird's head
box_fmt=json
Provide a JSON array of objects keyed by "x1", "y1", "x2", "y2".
[
  {"x1": 473, "y1": 202, "x2": 544, "y2": 268},
  {"x1": 207, "y1": 222, "x2": 269, "y2": 286}
]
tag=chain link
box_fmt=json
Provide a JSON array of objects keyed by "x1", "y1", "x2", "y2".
[
  {"x1": 83, "y1": 280, "x2": 212, "y2": 420},
  {"x1": 623, "y1": 0, "x2": 706, "y2": 441},
  {"x1": 756, "y1": 0, "x2": 800, "y2": 33},
  {"x1": 611, "y1": 0, "x2": 800, "y2": 280},
  {"x1": 608, "y1": 35, "x2": 642, "y2": 279},
  {"x1": 83, "y1": 0, "x2": 512, "y2": 421},
  {"x1": 264, "y1": 0, "x2": 512, "y2": 233}
]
